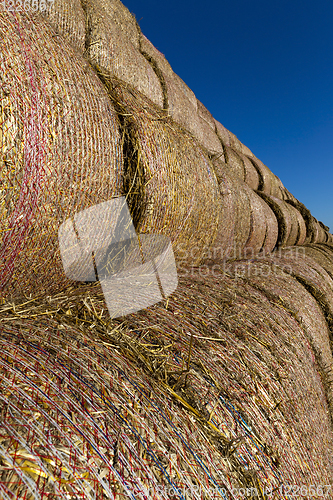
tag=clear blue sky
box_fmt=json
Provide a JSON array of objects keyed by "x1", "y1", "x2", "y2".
[{"x1": 123, "y1": 0, "x2": 333, "y2": 231}]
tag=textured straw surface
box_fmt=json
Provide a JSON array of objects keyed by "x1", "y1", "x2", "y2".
[
  {"x1": 225, "y1": 258, "x2": 333, "y2": 416},
  {"x1": 247, "y1": 156, "x2": 273, "y2": 195},
  {"x1": 100, "y1": 77, "x2": 222, "y2": 267},
  {"x1": 1, "y1": 266, "x2": 333, "y2": 498},
  {"x1": 238, "y1": 153, "x2": 260, "y2": 190},
  {"x1": 257, "y1": 194, "x2": 294, "y2": 247},
  {"x1": 40, "y1": 0, "x2": 86, "y2": 52},
  {"x1": 0, "y1": 11, "x2": 122, "y2": 301},
  {"x1": 285, "y1": 199, "x2": 317, "y2": 244},
  {"x1": 301, "y1": 244, "x2": 333, "y2": 279},
  {"x1": 208, "y1": 160, "x2": 278, "y2": 261},
  {"x1": 210, "y1": 159, "x2": 251, "y2": 260},
  {"x1": 82, "y1": 0, "x2": 163, "y2": 107},
  {"x1": 223, "y1": 146, "x2": 245, "y2": 182}
]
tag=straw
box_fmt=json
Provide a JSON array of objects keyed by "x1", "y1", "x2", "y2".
[
  {"x1": 0, "y1": 11, "x2": 123, "y2": 302},
  {"x1": 97, "y1": 76, "x2": 223, "y2": 267},
  {"x1": 41, "y1": 0, "x2": 86, "y2": 52},
  {"x1": 82, "y1": 0, "x2": 164, "y2": 107},
  {"x1": 1, "y1": 264, "x2": 333, "y2": 498}
]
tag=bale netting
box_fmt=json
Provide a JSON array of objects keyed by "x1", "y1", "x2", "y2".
[
  {"x1": 241, "y1": 247, "x2": 333, "y2": 340},
  {"x1": 314, "y1": 219, "x2": 328, "y2": 243},
  {"x1": 222, "y1": 146, "x2": 246, "y2": 183},
  {"x1": 246, "y1": 156, "x2": 273, "y2": 195},
  {"x1": 98, "y1": 76, "x2": 223, "y2": 267},
  {"x1": 82, "y1": 0, "x2": 164, "y2": 107},
  {"x1": 0, "y1": 11, "x2": 123, "y2": 302},
  {"x1": 1, "y1": 268, "x2": 333, "y2": 499},
  {"x1": 256, "y1": 194, "x2": 293, "y2": 247},
  {"x1": 209, "y1": 159, "x2": 252, "y2": 261},
  {"x1": 214, "y1": 120, "x2": 231, "y2": 147},
  {"x1": 222, "y1": 258, "x2": 333, "y2": 418},
  {"x1": 285, "y1": 199, "x2": 317, "y2": 244},
  {"x1": 300, "y1": 244, "x2": 333, "y2": 280},
  {"x1": 238, "y1": 153, "x2": 259, "y2": 191},
  {"x1": 40, "y1": 0, "x2": 86, "y2": 52},
  {"x1": 139, "y1": 34, "x2": 223, "y2": 156},
  {"x1": 242, "y1": 188, "x2": 278, "y2": 258}
]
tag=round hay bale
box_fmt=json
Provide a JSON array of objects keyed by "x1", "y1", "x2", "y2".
[
  {"x1": 208, "y1": 159, "x2": 251, "y2": 261},
  {"x1": 214, "y1": 119, "x2": 231, "y2": 146},
  {"x1": 40, "y1": 0, "x2": 86, "y2": 52},
  {"x1": 238, "y1": 152, "x2": 260, "y2": 190},
  {"x1": 291, "y1": 205, "x2": 307, "y2": 245},
  {"x1": 281, "y1": 187, "x2": 298, "y2": 203},
  {"x1": 101, "y1": 77, "x2": 222, "y2": 267},
  {"x1": 315, "y1": 220, "x2": 327, "y2": 243},
  {"x1": 260, "y1": 197, "x2": 279, "y2": 253},
  {"x1": 266, "y1": 246, "x2": 333, "y2": 335},
  {"x1": 0, "y1": 11, "x2": 123, "y2": 301},
  {"x1": 1, "y1": 268, "x2": 333, "y2": 496},
  {"x1": 225, "y1": 258, "x2": 333, "y2": 418},
  {"x1": 256, "y1": 193, "x2": 293, "y2": 247},
  {"x1": 284, "y1": 202, "x2": 300, "y2": 246},
  {"x1": 286, "y1": 199, "x2": 317, "y2": 244},
  {"x1": 270, "y1": 174, "x2": 285, "y2": 199},
  {"x1": 206, "y1": 159, "x2": 236, "y2": 261},
  {"x1": 243, "y1": 188, "x2": 278, "y2": 257},
  {"x1": 300, "y1": 244, "x2": 333, "y2": 280},
  {"x1": 83, "y1": 0, "x2": 163, "y2": 107},
  {"x1": 242, "y1": 188, "x2": 267, "y2": 256},
  {"x1": 227, "y1": 130, "x2": 243, "y2": 152},
  {"x1": 139, "y1": 35, "x2": 223, "y2": 155},
  {"x1": 247, "y1": 156, "x2": 272, "y2": 194},
  {"x1": 223, "y1": 145, "x2": 246, "y2": 182}
]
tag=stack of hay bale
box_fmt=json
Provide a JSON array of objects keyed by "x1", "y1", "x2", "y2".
[{"x1": 1, "y1": 1, "x2": 333, "y2": 497}]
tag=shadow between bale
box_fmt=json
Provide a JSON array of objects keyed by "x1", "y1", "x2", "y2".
[
  {"x1": 256, "y1": 193, "x2": 292, "y2": 247},
  {"x1": 97, "y1": 76, "x2": 222, "y2": 267}
]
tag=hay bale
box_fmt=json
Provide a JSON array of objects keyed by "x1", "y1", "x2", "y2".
[
  {"x1": 207, "y1": 161, "x2": 278, "y2": 261},
  {"x1": 1, "y1": 267, "x2": 333, "y2": 496},
  {"x1": 139, "y1": 35, "x2": 223, "y2": 155},
  {"x1": 291, "y1": 205, "x2": 307, "y2": 245},
  {"x1": 244, "y1": 188, "x2": 278, "y2": 257},
  {"x1": 284, "y1": 202, "x2": 300, "y2": 246},
  {"x1": 204, "y1": 159, "x2": 236, "y2": 261},
  {"x1": 247, "y1": 155, "x2": 273, "y2": 194},
  {"x1": 286, "y1": 199, "x2": 318, "y2": 244},
  {"x1": 213, "y1": 160, "x2": 251, "y2": 258},
  {"x1": 82, "y1": 0, "x2": 163, "y2": 107},
  {"x1": 264, "y1": 247, "x2": 333, "y2": 335},
  {"x1": 225, "y1": 258, "x2": 333, "y2": 417},
  {"x1": 223, "y1": 146, "x2": 246, "y2": 182},
  {"x1": 257, "y1": 193, "x2": 294, "y2": 247},
  {"x1": 40, "y1": 0, "x2": 86, "y2": 52},
  {"x1": 0, "y1": 11, "x2": 123, "y2": 301},
  {"x1": 300, "y1": 244, "x2": 333, "y2": 280},
  {"x1": 214, "y1": 119, "x2": 231, "y2": 146},
  {"x1": 315, "y1": 219, "x2": 327, "y2": 243},
  {"x1": 101, "y1": 77, "x2": 222, "y2": 267},
  {"x1": 269, "y1": 174, "x2": 285, "y2": 199},
  {"x1": 239, "y1": 152, "x2": 260, "y2": 190}
]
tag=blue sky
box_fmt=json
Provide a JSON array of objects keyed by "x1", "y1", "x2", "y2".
[{"x1": 123, "y1": 0, "x2": 333, "y2": 232}]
